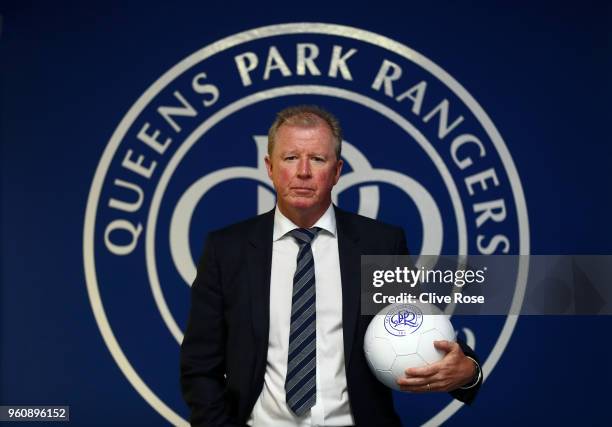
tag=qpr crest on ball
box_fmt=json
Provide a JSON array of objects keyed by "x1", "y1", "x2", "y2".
[{"x1": 384, "y1": 304, "x2": 424, "y2": 336}]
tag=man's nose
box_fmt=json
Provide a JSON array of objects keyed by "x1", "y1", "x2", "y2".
[{"x1": 297, "y1": 158, "x2": 312, "y2": 178}]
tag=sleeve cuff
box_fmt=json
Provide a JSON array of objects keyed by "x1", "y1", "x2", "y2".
[{"x1": 459, "y1": 356, "x2": 482, "y2": 390}]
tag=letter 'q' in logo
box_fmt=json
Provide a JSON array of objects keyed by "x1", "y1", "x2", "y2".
[{"x1": 83, "y1": 23, "x2": 529, "y2": 426}]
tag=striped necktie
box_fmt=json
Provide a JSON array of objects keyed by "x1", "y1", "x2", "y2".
[{"x1": 285, "y1": 227, "x2": 320, "y2": 416}]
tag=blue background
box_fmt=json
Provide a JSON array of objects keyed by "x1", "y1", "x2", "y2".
[{"x1": 1, "y1": 1, "x2": 611, "y2": 426}]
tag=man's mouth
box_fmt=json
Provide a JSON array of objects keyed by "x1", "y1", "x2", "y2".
[{"x1": 291, "y1": 187, "x2": 315, "y2": 194}]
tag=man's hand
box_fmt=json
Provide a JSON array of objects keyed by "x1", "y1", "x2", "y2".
[{"x1": 396, "y1": 340, "x2": 477, "y2": 393}]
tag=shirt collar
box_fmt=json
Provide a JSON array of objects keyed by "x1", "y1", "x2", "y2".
[{"x1": 273, "y1": 204, "x2": 337, "y2": 241}]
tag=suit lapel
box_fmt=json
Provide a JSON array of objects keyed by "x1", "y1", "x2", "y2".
[
  {"x1": 246, "y1": 210, "x2": 274, "y2": 377},
  {"x1": 335, "y1": 207, "x2": 362, "y2": 369}
]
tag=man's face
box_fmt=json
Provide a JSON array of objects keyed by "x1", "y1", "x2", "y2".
[{"x1": 265, "y1": 122, "x2": 343, "y2": 220}]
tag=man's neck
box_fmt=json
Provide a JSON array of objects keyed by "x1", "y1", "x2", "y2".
[{"x1": 277, "y1": 204, "x2": 331, "y2": 229}]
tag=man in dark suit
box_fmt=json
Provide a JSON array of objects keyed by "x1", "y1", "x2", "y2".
[{"x1": 181, "y1": 105, "x2": 482, "y2": 427}]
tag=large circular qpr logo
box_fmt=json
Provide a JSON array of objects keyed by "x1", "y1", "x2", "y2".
[{"x1": 83, "y1": 23, "x2": 530, "y2": 426}]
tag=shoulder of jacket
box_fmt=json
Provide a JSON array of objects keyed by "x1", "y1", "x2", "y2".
[{"x1": 335, "y1": 205, "x2": 404, "y2": 234}]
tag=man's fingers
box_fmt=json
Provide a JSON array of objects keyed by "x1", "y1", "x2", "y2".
[
  {"x1": 433, "y1": 340, "x2": 455, "y2": 352},
  {"x1": 397, "y1": 380, "x2": 437, "y2": 393},
  {"x1": 396, "y1": 376, "x2": 430, "y2": 387},
  {"x1": 405, "y1": 363, "x2": 439, "y2": 377}
]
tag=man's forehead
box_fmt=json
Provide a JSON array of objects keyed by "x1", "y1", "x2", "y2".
[
  {"x1": 275, "y1": 128, "x2": 335, "y2": 152},
  {"x1": 276, "y1": 120, "x2": 333, "y2": 136}
]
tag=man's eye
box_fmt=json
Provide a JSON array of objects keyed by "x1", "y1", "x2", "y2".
[
  {"x1": 312, "y1": 157, "x2": 325, "y2": 162},
  {"x1": 284, "y1": 156, "x2": 297, "y2": 160}
]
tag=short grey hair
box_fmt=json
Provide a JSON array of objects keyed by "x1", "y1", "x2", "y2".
[{"x1": 267, "y1": 105, "x2": 342, "y2": 159}]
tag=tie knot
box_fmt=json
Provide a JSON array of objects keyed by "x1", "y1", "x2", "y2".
[{"x1": 290, "y1": 227, "x2": 320, "y2": 245}]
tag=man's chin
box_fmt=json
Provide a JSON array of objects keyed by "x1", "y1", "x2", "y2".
[
  {"x1": 284, "y1": 196, "x2": 321, "y2": 211},
  {"x1": 288, "y1": 200, "x2": 316, "y2": 210}
]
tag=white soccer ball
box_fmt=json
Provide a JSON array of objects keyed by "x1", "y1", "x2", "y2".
[{"x1": 364, "y1": 303, "x2": 456, "y2": 390}]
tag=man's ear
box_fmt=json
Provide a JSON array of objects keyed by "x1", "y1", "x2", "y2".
[
  {"x1": 265, "y1": 155, "x2": 273, "y2": 179},
  {"x1": 333, "y1": 159, "x2": 344, "y2": 184}
]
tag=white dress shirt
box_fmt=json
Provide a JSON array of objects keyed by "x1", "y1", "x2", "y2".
[{"x1": 247, "y1": 204, "x2": 355, "y2": 427}]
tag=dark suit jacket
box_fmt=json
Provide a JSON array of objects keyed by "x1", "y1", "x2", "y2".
[{"x1": 180, "y1": 206, "x2": 481, "y2": 427}]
